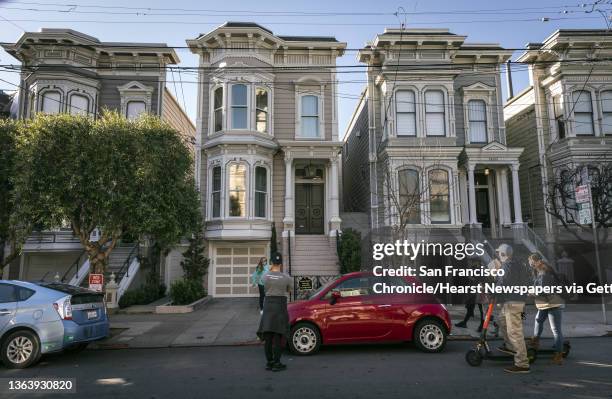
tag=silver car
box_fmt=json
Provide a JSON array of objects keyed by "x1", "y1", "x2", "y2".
[{"x1": 0, "y1": 280, "x2": 109, "y2": 369}]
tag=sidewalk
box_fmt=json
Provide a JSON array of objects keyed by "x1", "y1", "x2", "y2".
[{"x1": 91, "y1": 299, "x2": 612, "y2": 349}]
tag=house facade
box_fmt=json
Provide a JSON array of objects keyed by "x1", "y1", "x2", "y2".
[
  {"x1": 187, "y1": 23, "x2": 346, "y2": 297},
  {"x1": 343, "y1": 28, "x2": 524, "y2": 243},
  {"x1": 1, "y1": 29, "x2": 195, "y2": 287}
]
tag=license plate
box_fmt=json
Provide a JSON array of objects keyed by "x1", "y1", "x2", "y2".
[{"x1": 86, "y1": 310, "x2": 97, "y2": 319}]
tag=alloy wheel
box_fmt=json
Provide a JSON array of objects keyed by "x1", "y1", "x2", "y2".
[
  {"x1": 7, "y1": 336, "x2": 34, "y2": 364},
  {"x1": 293, "y1": 327, "x2": 317, "y2": 354}
]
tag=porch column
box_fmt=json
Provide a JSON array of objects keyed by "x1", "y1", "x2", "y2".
[
  {"x1": 283, "y1": 156, "x2": 294, "y2": 231},
  {"x1": 499, "y1": 167, "x2": 512, "y2": 225},
  {"x1": 467, "y1": 164, "x2": 478, "y2": 225},
  {"x1": 510, "y1": 164, "x2": 523, "y2": 224},
  {"x1": 329, "y1": 155, "x2": 341, "y2": 235}
]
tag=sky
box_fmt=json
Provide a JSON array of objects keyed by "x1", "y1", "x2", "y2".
[{"x1": 0, "y1": 0, "x2": 609, "y2": 138}]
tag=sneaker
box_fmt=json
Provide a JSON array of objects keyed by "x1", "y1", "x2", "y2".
[
  {"x1": 498, "y1": 346, "x2": 516, "y2": 355},
  {"x1": 271, "y1": 362, "x2": 287, "y2": 372},
  {"x1": 265, "y1": 362, "x2": 274, "y2": 370},
  {"x1": 260, "y1": 310, "x2": 263, "y2": 315},
  {"x1": 504, "y1": 366, "x2": 530, "y2": 374},
  {"x1": 454, "y1": 321, "x2": 468, "y2": 328}
]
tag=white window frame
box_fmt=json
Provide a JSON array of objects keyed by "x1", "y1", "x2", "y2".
[
  {"x1": 427, "y1": 167, "x2": 452, "y2": 224},
  {"x1": 126, "y1": 100, "x2": 146, "y2": 120},
  {"x1": 212, "y1": 85, "x2": 224, "y2": 134},
  {"x1": 117, "y1": 81, "x2": 153, "y2": 118},
  {"x1": 254, "y1": 86, "x2": 270, "y2": 134},
  {"x1": 599, "y1": 89, "x2": 612, "y2": 136},
  {"x1": 297, "y1": 93, "x2": 322, "y2": 139},
  {"x1": 210, "y1": 164, "x2": 223, "y2": 219},
  {"x1": 395, "y1": 89, "x2": 417, "y2": 137},
  {"x1": 396, "y1": 167, "x2": 422, "y2": 224},
  {"x1": 424, "y1": 89, "x2": 447, "y2": 137},
  {"x1": 571, "y1": 89, "x2": 595, "y2": 136},
  {"x1": 467, "y1": 99, "x2": 488, "y2": 144},
  {"x1": 230, "y1": 83, "x2": 249, "y2": 130},
  {"x1": 39, "y1": 89, "x2": 63, "y2": 114},
  {"x1": 226, "y1": 162, "x2": 249, "y2": 218},
  {"x1": 68, "y1": 92, "x2": 91, "y2": 115},
  {"x1": 253, "y1": 165, "x2": 269, "y2": 219}
]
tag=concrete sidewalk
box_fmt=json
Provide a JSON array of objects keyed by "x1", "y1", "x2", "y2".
[{"x1": 92, "y1": 299, "x2": 612, "y2": 349}]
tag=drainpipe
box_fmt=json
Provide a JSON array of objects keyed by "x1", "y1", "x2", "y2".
[{"x1": 505, "y1": 60, "x2": 514, "y2": 100}]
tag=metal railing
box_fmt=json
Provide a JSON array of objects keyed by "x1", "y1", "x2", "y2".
[
  {"x1": 61, "y1": 250, "x2": 86, "y2": 283},
  {"x1": 26, "y1": 230, "x2": 80, "y2": 244},
  {"x1": 112, "y1": 244, "x2": 140, "y2": 283}
]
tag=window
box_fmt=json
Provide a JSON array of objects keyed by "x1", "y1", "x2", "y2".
[
  {"x1": 69, "y1": 94, "x2": 89, "y2": 115},
  {"x1": 425, "y1": 90, "x2": 445, "y2": 136},
  {"x1": 211, "y1": 166, "x2": 221, "y2": 218},
  {"x1": 214, "y1": 87, "x2": 223, "y2": 132},
  {"x1": 396, "y1": 90, "x2": 416, "y2": 136},
  {"x1": 256, "y1": 88, "x2": 269, "y2": 133},
  {"x1": 228, "y1": 164, "x2": 246, "y2": 217},
  {"x1": 17, "y1": 287, "x2": 35, "y2": 301},
  {"x1": 553, "y1": 95, "x2": 565, "y2": 139},
  {"x1": 254, "y1": 166, "x2": 267, "y2": 218},
  {"x1": 0, "y1": 283, "x2": 17, "y2": 303},
  {"x1": 428, "y1": 169, "x2": 451, "y2": 223},
  {"x1": 601, "y1": 90, "x2": 612, "y2": 135},
  {"x1": 41, "y1": 91, "x2": 61, "y2": 114},
  {"x1": 398, "y1": 169, "x2": 421, "y2": 224},
  {"x1": 328, "y1": 277, "x2": 369, "y2": 298},
  {"x1": 126, "y1": 101, "x2": 146, "y2": 120},
  {"x1": 468, "y1": 100, "x2": 487, "y2": 143},
  {"x1": 301, "y1": 95, "x2": 319, "y2": 137},
  {"x1": 231, "y1": 84, "x2": 248, "y2": 129},
  {"x1": 572, "y1": 90, "x2": 594, "y2": 135}
]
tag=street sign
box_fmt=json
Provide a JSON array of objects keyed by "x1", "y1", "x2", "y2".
[
  {"x1": 579, "y1": 205, "x2": 593, "y2": 225},
  {"x1": 575, "y1": 185, "x2": 590, "y2": 204},
  {"x1": 88, "y1": 274, "x2": 104, "y2": 292}
]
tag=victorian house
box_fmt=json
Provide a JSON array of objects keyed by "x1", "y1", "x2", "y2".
[
  {"x1": 186, "y1": 23, "x2": 346, "y2": 297},
  {"x1": 343, "y1": 28, "x2": 525, "y2": 246},
  {"x1": 2, "y1": 29, "x2": 194, "y2": 291}
]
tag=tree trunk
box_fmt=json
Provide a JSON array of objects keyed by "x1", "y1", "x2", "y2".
[{"x1": 86, "y1": 248, "x2": 108, "y2": 274}]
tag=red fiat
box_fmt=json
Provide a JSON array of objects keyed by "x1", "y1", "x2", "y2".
[{"x1": 287, "y1": 272, "x2": 451, "y2": 355}]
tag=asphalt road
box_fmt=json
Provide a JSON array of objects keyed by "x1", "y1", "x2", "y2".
[{"x1": 1, "y1": 338, "x2": 611, "y2": 399}]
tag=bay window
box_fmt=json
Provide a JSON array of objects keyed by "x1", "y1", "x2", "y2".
[
  {"x1": 425, "y1": 90, "x2": 445, "y2": 136},
  {"x1": 396, "y1": 90, "x2": 416, "y2": 136},
  {"x1": 256, "y1": 88, "x2": 269, "y2": 133},
  {"x1": 467, "y1": 100, "x2": 487, "y2": 143},
  {"x1": 214, "y1": 87, "x2": 223, "y2": 132},
  {"x1": 428, "y1": 169, "x2": 450, "y2": 223},
  {"x1": 211, "y1": 166, "x2": 221, "y2": 218},
  {"x1": 553, "y1": 95, "x2": 565, "y2": 139},
  {"x1": 301, "y1": 95, "x2": 319, "y2": 137},
  {"x1": 398, "y1": 169, "x2": 420, "y2": 223},
  {"x1": 228, "y1": 164, "x2": 246, "y2": 217},
  {"x1": 69, "y1": 94, "x2": 89, "y2": 115},
  {"x1": 601, "y1": 90, "x2": 612, "y2": 135},
  {"x1": 41, "y1": 91, "x2": 61, "y2": 114},
  {"x1": 572, "y1": 90, "x2": 594, "y2": 135},
  {"x1": 231, "y1": 84, "x2": 248, "y2": 129},
  {"x1": 254, "y1": 166, "x2": 267, "y2": 218}
]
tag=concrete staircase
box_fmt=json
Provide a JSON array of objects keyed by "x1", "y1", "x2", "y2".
[{"x1": 290, "y1": 235, "x2": 339, "y2": 276}]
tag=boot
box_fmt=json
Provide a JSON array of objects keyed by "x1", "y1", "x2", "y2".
[
  {"x1": 551, "y1": 352, "x2": 564, "y2": 365},
  {"x1": 528, "y1": 337, "x2": 540, "y2": 350}
]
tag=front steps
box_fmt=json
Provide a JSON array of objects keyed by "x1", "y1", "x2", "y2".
[{"x1": 288, "y1": 235, "x2": 339, "y2": 276}]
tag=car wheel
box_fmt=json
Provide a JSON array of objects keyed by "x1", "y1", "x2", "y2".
[
  {"x1": 289, "y1": 322, "x2": 321, "y2": 356},
  {"x1": 413, "y1": 318, "x2": 447, "y2": 353},
  {"x1": 1, "y1": 330, "x2": 41, "y2": 369}
]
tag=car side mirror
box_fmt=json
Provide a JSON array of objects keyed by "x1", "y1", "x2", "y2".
[{"x1": 330, "y1": 290, "x2": 341, "y2": 305}]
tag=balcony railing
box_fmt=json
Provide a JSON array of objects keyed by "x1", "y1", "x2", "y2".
[{"x1": 25, "y1": 230, "x2": 81, "y2": 244}]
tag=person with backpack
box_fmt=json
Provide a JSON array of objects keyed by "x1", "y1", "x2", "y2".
[{"x1": 528, "y1": 253, "x2": 565, "y2": 365}]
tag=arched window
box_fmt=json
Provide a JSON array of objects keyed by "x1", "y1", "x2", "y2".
[
  {"x1": 41, "y1": 91, "x2": 61, "y2": 114},
  {"x1": 601, "y1": 90, "x2": 612, "y2": 135},
  {"x1": 398, "y1": 169, "x2": 420, "y2": 224},
  {"x1": 211, "y1": 166, "x2": 221, "y2": 218},
  {"x1": 126, "y1": 101, "x2": 146, "y2": 120},
  {"x1": 467, "y1": 100, "x2": 487, "y2": 143},
  {"x1": 214, "y1": 86, "x2": 224, "y2": 132},
  {"x1": 254, "y1": 166, "x2": 267, "y2": 218},
  {"x1": 228, "y1": 164, "x2": 246, "y2": 217},
  {"x1": 69, "y1": 94, "x2": 89, "y2": 115},
  {"x1": 572, "y1": 90, "x2": 594, "y2": 135},
  {"x1": 396, "y1": 90, "x2": 416, "y2": 136},
  {"x1": 255, "y1": 88, "x2": 269, "y2": 133},
  {"x1": 425, "y1": 90, "x2": 445, "y2": 136},
  {"x1": 428, "y1": 169, "x2": 450, "y2": 223},
  {"x1": 301, "y1": 95, "x2": 319, "y2": 137},
  {"x1": 231, "y1": 84, "x2": 248, "y2": 129}
]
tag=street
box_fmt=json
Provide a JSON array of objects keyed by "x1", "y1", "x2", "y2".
[{"x1": 1, "y1": 338, "x2": 611, "y2": 399}]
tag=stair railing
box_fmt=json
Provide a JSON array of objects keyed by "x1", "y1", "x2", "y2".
[
  {"x1": 61, "y1": 250, "x2": 86, "y2": 283},
  {"x1": 114, "y1": 244, "x2": 140, "y2": 282}
]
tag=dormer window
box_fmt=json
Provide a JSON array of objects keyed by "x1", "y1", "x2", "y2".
[
  {"x1": 118, "y1": 81, "x2": 153, "y2": 120},
  {"x1": 126, "y1": 101, "x2": 146, "y2": 120},
  {"x1": 231, "y1": 84, "x2": 248, "y2": 129}
]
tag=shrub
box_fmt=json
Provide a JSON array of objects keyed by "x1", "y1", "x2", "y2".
[
  {"x1": 169, "y1": 279, "x2": 206, "y2": 305},
  {"x1": 338, "y1": 228, "x2": 362, "y2": 274},
  {"x1": 118, "y1": 282, "x2": 166, "y2": 308}
]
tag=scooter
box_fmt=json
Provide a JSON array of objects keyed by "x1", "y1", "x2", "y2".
[{"x1": 465, "y1": 301, "x2": 537, "y2": 367}]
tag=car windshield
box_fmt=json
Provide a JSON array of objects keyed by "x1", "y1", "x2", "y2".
[{"x1": 308, "y1": 276, "x2": 341, "y2": 300}]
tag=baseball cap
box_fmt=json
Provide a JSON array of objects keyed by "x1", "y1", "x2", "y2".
[{"x1": 271, "y1": 252, "x2": 283, "y2": 265}]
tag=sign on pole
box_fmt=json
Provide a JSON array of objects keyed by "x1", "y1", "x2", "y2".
[
  {"x1": 578, "y1": 203, "x2": 593, "y2": 225},
  {"x1": 575, "y1": 185, "x2": 590, "y2": 204},
  {"x1": 88, "y1": 274, "x2": 104, "y2": 292}
]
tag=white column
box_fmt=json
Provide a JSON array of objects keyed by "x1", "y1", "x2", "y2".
[
  {"x1": 511, "y1": 164, "x2": 523, "y2": 224},
  {"x1": 329, "y1": 156, "x2": 341, "y2": 233},
  {"x1": 283, "y1": 156, "x2": 294, "y2": 230},
  {"x1": 467, "y1": 164, "x2": 478, "y2": 225},
  {"x1": 499, "y1": 167, "x2": 512, "y2": 225},
  {"x1": 495, "y1": 168, "x2": 507, "y2": 226}
]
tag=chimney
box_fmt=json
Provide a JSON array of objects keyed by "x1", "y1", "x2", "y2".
[{"x1": 505, "y1": 60, "x2": 514, "y2": 99}]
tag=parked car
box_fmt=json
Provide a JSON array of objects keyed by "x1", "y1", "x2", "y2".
[
  {"x1": 287, "y1": 272, "x2": 451, "y2": 355},
  {"x1": 0, "y1": 280, "x2": 109, "y2": 368}
]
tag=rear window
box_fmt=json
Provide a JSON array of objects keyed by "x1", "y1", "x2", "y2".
[{"x1": 71, "y1": 293, "x2": 104, "y2": 305}]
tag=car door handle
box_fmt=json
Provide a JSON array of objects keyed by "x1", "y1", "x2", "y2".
[
  {"x1": 0, "y1": 309, "x2": 12, "y2": 315},
  {"x1": 377, "y1": 304, "x2": 391, "y2": 308}
]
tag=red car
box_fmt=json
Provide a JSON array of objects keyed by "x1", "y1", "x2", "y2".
[{"x1": 287, "y1": 272, "x2": 451, "y2": 355}]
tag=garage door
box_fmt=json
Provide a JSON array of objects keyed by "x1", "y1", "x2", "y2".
[
  {"x1": 213, "y1": 244, "x2": 267, "y2": 297},
  {"x1": 25, "y1": 252, "x2": 81, "y2": 281}
]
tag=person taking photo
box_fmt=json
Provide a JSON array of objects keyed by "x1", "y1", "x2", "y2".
[{"x1": 252, "y1": 257, "x2": 270, "y2": 314}]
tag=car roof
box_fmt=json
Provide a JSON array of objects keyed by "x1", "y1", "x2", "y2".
[{"x1": 0, "y1": 280, "x2": 41, "y2": 290}]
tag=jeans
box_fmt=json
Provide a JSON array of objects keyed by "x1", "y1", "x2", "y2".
[
  {"x1": 263, "y1": 332, "x2": 283, "y2": 364},
  {"x1": 258, "y1": 284, "x2": 265, "y2": 310},
  {"x1": 534, "y1": 307, "x2": 564, "y2": 352},
  {"x1": 499, "y1": 302, "x2": 529, "y2": 368}
]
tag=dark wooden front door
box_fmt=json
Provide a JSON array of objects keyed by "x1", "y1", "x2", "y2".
[
  {"x1": 476, "y1": 188, "x2": 491, "y2": 228},
  {"x1": 295, "y1": 183, "x2": 324, "y2": 234}
]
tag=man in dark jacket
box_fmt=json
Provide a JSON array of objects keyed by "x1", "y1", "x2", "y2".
[
  {"x1": 494, "y1": 244, "x2": 532, "y2": 374},
  {"x1": 256, "y1": 252, "x2": 292, "y2": 371}
]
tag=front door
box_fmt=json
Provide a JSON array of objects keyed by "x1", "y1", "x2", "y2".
[
  {"x1": 295, "y1": 183, "x2": 324, "y2": 234},
  {"x1": 476, "y1": 188, "x2": 490, "y2": 228}
]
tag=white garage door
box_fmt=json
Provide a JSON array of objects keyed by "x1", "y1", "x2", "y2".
[{"x1": 213, "y1": 244, "x2": 267, "y2": 297}]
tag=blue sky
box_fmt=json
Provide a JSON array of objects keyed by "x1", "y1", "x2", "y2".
[{"x1": 0, "y1": 0, "x2": 608, "y2": 137}]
